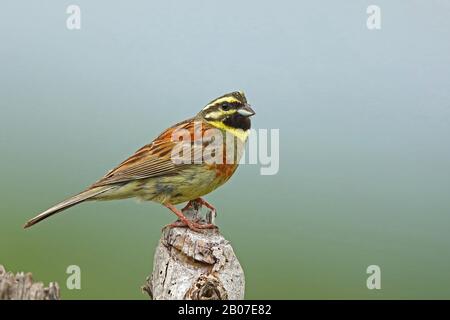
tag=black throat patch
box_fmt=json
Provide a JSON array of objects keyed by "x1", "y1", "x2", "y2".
[{"x1": 223, "y1": 113, "x2": 251, "y2": 131}]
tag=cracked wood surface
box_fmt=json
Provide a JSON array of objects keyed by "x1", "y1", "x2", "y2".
[
  {"x1": 142, "y1": 203, "x2": 245, "y2": 300},
  {"x1": 0, "y1": 265, "x2": 60, "y2": 300}
]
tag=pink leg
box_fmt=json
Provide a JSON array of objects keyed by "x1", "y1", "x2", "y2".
[
  {"x1": 163, "y1": 203, "x2": 217, "y2": 232},
  {"x1": 181, "y1": 200, "x2": 194, "y2": 212},
  {"x1": 196, "y1": 198, "x2": 217, "y2": 216}
]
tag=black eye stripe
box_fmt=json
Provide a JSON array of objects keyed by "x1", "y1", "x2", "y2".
[
  {"x1": 221, "y1": 101, "x2": 241, "y2": 111},
  {"x1": 202, "y1": 101, "x2": 242, "y2": 120}
]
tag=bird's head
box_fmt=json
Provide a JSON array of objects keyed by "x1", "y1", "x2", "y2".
[{"x1": 198, "y1": 91, "x2": 255, "y2": 139}]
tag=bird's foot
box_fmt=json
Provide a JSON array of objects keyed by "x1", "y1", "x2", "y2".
[
  {"x1": 189, "y1": 220, "x2": 218, "y2": 230},
  {"x1": 163, "y1": 220, "x2": 187, "y2": 230},
  {"x1": 164, "y1": 202, "x2": 218, "y2": 233},
  {"x1": 163, "y1": 219, "x2": 218, "y2": 233}
]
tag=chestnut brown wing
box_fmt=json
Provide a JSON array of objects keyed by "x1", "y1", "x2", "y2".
[{"x1": 90, "y1": 118, "x2": 206, "y2": 187}]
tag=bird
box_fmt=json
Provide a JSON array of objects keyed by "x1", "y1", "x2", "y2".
[{"x1": 24, "y1": 91, "x2": 255, "y2": 232}]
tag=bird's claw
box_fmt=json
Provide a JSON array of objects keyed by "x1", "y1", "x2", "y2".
[{"x1": 163, "y1": 220, "x2": 218, "y2": 233}]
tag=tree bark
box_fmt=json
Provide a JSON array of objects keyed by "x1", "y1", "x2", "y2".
[
  {"x1": 142, "y1": 201, "x2": 245, "y2": 300},
  {"x1": 0, "y1": 265, "x2": 60, "y2": 300}
]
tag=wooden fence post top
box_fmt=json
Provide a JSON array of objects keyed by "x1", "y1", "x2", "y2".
[{"x1": 142, "y1": 205, "x2": 245, "y2": 300}]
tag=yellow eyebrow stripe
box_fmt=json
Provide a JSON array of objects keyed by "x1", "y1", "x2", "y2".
[{"x1": 202, "y1": 97, "x2": 241, "y2": 110}]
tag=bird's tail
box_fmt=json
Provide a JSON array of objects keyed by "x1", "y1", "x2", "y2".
[{"x1": 24, "y1": 186, "x2": 115, "y2": 228}]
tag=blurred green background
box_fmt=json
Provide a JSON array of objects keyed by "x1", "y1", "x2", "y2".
[{"x1": 1, "y1": 0, "x2": 450, "y2": 299}]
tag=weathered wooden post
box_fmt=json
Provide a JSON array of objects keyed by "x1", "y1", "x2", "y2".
[
  {"x1": 0, "y1": 265, "x2": 60, "y2": 300},
  {"x1": 142, "y1": 201, "x2": 245, "y2": 300}
]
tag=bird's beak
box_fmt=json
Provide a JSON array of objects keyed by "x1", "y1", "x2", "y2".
[{"x1": 237, "y1": 104, "x2": 255, "y2": 117}]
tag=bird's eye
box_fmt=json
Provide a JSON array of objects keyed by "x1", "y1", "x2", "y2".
[{"x1": 222, "y1": 104, "x2": 231, "y2": 111}]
